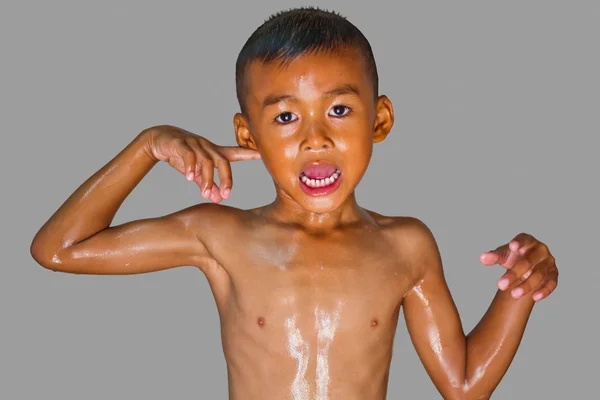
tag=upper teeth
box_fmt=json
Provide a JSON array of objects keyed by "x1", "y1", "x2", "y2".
[{"x1": 300, "y1": 169, "x2": 341, "y2": 188}]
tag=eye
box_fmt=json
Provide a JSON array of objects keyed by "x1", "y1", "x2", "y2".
[
  {"x1": 329, "y1": 105, "x2": 351, "y2": 117},
  {"x1": 275, "y1": 112, "x2": 298, "y2": 124}
]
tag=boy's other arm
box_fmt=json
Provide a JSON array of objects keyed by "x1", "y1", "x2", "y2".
[
  {"x1": 30, "y1": 126, "x2": 258, "y2": 275},
  {"x1": 30, "y1": 129, "x2": 203, "y2": 274},
  {"x1": 399, "y1": 219, "x2": 557, "y2": 400}
]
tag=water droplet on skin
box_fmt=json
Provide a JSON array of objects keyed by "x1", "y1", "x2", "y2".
[{"x1": 315, "y1": 306, "x2": 341, "y2": 399}]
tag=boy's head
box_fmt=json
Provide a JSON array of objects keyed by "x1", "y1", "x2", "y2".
[
  {"x1": 235, "y1": 7, "x2": 378, "y2": 116},
  {"x1": 233, "y1": 7, "x2": 394, "y2": 213}
]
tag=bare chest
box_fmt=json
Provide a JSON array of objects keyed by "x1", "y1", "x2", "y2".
[{"x1": 221, "y1": 233, "x2": 416, "y2": 336}]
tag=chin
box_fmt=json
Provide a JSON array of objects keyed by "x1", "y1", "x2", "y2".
[{"x1": 297, "y1": 190, "x2": 350, "y2": 214}]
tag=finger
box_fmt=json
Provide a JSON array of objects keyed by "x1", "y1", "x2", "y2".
[
  {"x1": 498, "y1": 244, "x2": 549, "y2": 291},
  {"x1": 502, "y1": 250, "x2": 522, "y2": 269},
  {"x1": 530, "y1": 273, "x2": 551, "y2": 302},
  {"x1": 481, "y1": 244, "x2": 520, "y2": 269},
  {"x1": 186, "y1": 140, "x2": 214, "y2": 198},
  {"x1": 502, "y1": 236, "x2": 540, "y2": 268},
  {"x1": 200, "y1": 156, "x2": 216, "y2": 199},
  {"x1": 185, "y1": 141, "x2": 213, "y2": 198},
  {"x1": 498, "y1": 257, "x2": 535, "y2": 291},
  {"x1": 480, "y1": 244, "x2": 509, "y2": 266},
  {"x1": 519, "y1": 243, "x2": 549, "y2": 270},
  {"x1": 176, "y1": 141, "x2": 197, "y2": 180},
  {"x1": 532, "y1": 269, "x2": 559, "y2": 301},
  {"x1": 218, "y1": 146, "x2": 262, "y2": 162},
  {"x1": 208, "y1": 183, "x2": 224, "y2": 203},
  {"x1": 509, "y1": 233, "x2": 537, "y2": 255},
  {"x1": 479, "y1": 250, "x2": 502, "y2": 266},
  {"x1": 510, "y1": 263, "x2": 549, "y2": 299},
  {"x1": 203, "y1": 144, "x2": 233, "y2": 199},
  {"x1": 184, "y1": 139, "x2": 205, "y2": 181}
]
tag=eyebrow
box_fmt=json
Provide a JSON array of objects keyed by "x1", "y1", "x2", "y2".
[{"x1": 262, "y1": 84, "x2": 361, "y2": 109}]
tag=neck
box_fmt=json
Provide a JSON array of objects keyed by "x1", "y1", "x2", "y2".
[{"x1": 260, "y1": 189, "x2": 369, "y2": 233}]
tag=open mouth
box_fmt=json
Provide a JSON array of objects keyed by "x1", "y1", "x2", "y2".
[
  {"x1": 300, "y1": 169, "x2": 341, "y2": 187},
  {"x1": 298, "y1": 163, "x2": 343, "y2": 196}
]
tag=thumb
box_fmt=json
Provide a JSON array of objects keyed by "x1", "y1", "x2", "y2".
[
  {"x1": 219, "y1": 146, "x2": 262, "y2": 161},
  {"x1": 480, "y1": 244, "x2": 509, "y2": 266}
]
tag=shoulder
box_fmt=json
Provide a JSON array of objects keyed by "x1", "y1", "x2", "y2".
[
  {"x1": 173, "y1": 202, "x2": 257, "y2": 241},
  {"x1": 182, "y1": 200, "x2": 261, "y2": 227},
  {"x1": 368, "y1": 211, "x2": 443, "y2": 281},
  {"x1": 368, "y1": 211, "x2": 437, "y2": 249},
  {"x1": 171, "y1": 203, "x2": 260, "y2": 271},
  {"x1": 177, "y1": 203, "x2": 251, "y2": 228}
]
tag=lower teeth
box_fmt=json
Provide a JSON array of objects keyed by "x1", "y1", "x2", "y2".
[{"x1": 300, "y1": 170, "x2": 341, "y2": 188}]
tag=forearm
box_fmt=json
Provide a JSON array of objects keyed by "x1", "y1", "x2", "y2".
[
  {"x1": 463, "y1": 288, "x2": 535, "y2": 398},
  {"x1": 31, "y1": 129, "x2": 158, "y2": 263}
]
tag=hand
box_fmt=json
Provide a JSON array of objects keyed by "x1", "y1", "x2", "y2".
[
  {"x1": 145, "y1": 125, "x2": 261, "y2": 203},
  {"x1": 479, "y1": 233, "x2": 558, "y2": 302}
]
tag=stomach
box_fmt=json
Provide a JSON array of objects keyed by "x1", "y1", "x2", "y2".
[{"x1": 221, "y1": 325, "x2": 395, "y2": 400}]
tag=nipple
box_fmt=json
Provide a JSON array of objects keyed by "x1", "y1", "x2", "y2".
[
  {"x1": 257, "y1": 317, "x2": 265, "y2": 327},
  {"x1": 371, "y1": 319, "x2": 379, "y2": 328}
]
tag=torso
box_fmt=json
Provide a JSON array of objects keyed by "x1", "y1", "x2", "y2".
[{"x1": 196, "y1": 205, "x2": 422, "y2": 400}]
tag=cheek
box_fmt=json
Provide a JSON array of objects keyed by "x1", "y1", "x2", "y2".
[
  {"x1": 260, "y1": 128, "x2": 300, "y2": 161},
  {"x1": 261, "y1": 140, "x2": 298, "y2": 161},
  {"x1": 258, "y1": 142, "x2": 299, "y2": 181},
  {"x1": 282, "y1": 141, "x2": 300, "y2": 161},
  {"x1": 338, "y1": 131, "x2": 373, "y2": 162}
]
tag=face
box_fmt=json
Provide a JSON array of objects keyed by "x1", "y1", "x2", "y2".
[{"x1": 234, "y1": 48, "x2": 394, "y2": 214}]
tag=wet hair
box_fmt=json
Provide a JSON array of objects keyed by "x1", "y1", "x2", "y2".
[{"x1": 235, "y1": 6, "x2": 379, "y2": 115}]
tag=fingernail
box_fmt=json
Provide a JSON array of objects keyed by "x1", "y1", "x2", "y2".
[
  {"x1": 204, "y1": 189, "x2": 210, "y2": 198},
  {"x1": 498, "y1": 278, "x2": 509, "y2": 290},
  {"x1": 223, "y1": 188, "x2": 230, "y2": 198},
  {"x1": 512, "y1": 288, "x2": 524, "y2": 298},
  {"x1": 533, "y1": 293, "x2": 543, "y2": 301}
]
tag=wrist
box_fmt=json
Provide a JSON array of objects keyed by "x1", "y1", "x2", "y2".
[{"x1": 136, "y1": 127, "x2": 160, "y2": 163}]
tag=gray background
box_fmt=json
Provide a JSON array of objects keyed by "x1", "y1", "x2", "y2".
[{"x1": 1, "y1": 0, "x2": 598, "y2": 398}]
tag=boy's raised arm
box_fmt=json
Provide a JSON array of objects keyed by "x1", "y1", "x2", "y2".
[
  {"x1": 399, "y1": 219, "x2": 557, "y2": 399},
  {"x1": 30, "y1": 125, "x2": 260, "y2": 275}
]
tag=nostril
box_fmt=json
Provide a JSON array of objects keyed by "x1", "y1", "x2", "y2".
[{"x1": 305, "y1": 144, "x2": 329, "y2": 151}]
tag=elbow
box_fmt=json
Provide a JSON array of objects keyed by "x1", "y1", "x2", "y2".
[
  {"x1": 30, "y1": 236, "x2": 64, "y2": 272},
  {"x1": 30, "y1": 235, "x2": 47, "y2": 265},
  {"x1": 440, "y1": 379, "x2": 492, "y2": 400},
  {"x1": 30, "y1": 242, "x2": 54, "y2": 271},
  {"x1": 444, "y1": 390, "x2": 492, "y2": 400},
  {"x1": 458, "y1": 382, "x2": 493, "y2": 400},
  {"x1": 465, "y1": 393, "x2": 492, "y2": 400}
]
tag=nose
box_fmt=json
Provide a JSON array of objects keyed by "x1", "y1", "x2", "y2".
[{"x1": 300, "y1": 120, "x2": 333, "y2": 152}]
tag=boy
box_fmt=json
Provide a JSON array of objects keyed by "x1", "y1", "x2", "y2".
[{"x1": 30, "y1": 7, "x2": 558, "y2": 400}]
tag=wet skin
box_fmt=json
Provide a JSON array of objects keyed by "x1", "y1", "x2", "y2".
[
  {"x1": 211, "y1": 206, "x2": 414, "y2": 400},
  {"x1": 30, "y1": 50, "x2": 558, "y2": 399}
]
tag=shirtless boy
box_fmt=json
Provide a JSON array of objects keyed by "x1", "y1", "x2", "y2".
[{"x1": 30, "y1": 7, "x2": 559, "y2": 400}]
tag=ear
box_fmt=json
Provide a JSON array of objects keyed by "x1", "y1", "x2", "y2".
[
  {"x1": 233, "y1": 112, "x2": 258, "y2": 150},
  {"x1": 372, "y1": 95, "x2": 394, "y2": 143}
]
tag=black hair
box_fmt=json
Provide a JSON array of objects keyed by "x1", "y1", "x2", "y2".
[{"x1": 235, "y1": 6, "x2": 379, "y2": 115}]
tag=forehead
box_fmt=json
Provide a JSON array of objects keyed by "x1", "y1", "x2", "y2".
[{"x1": 244, "y1": 49, "x2": 373, "y2": 105}]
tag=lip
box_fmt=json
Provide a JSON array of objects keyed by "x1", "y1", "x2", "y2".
[{"x1": 298, "y1": 161, "x2": 342, "y2": 197}]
